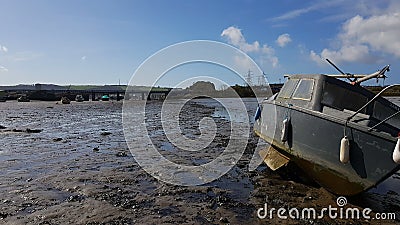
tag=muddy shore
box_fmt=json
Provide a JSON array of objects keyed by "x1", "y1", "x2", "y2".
[{"x1": 0, "y1": 100, "x2": 399, "y2": 224}]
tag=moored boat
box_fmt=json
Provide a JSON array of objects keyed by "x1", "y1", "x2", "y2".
[
  {"x1": 17, "y1": 94, "x2": 30, "y2": 102},
  {"x1": 61, "y1": 96, "x2": 71, "y2": 104},
  {"x1": 101, "y1": 94, "x2": 110, "y2": 101},
  {"x1": 0, "y1": 90, "x2": 6, "y2": 102},
  {"x1": 254, "y1": 60, "x2": 400, "y2": 196},
  {"x1": 75, "y1": 95, "x2": 84, "y2": 102}
]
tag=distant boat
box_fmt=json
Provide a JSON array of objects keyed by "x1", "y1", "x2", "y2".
[
  {"x1": 61, "y1": 96, "x2": 71, "y2": 104},
  {"x1": 254, "y1": 60, "x2": 399, "y2": 196},
  {"x1": 17, "y1": 95, "x2": 30, "y2": 102},
  {"x1": 101, "y1": 95, "x2": 110, "y2": 101},
  {"x1": 0, "y1": 90, "x2": 6, "y2": 102},
  {"x1": 75, "y1": 95, "x2": 84, "y2": 102}
]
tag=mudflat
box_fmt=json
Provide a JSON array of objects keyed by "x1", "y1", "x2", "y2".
[{"x1": 0, "y1": 100, "x2": 398, "y2": 224}]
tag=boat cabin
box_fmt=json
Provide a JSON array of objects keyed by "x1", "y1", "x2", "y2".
[{"x1": 274, "y1": 74, "x2": 400, "y2": 135}]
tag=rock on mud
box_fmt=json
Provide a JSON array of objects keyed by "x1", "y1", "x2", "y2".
[
  {"x1": 26, "y1": 128, "x2": 42, "y2": 133},
  {"x1": 101, "y1": 131, "x2": 112, "y2": 136}
]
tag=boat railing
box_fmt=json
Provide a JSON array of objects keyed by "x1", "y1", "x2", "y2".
[{"x1": 346, "y1": 84, "x2": 400, "y2": 131}]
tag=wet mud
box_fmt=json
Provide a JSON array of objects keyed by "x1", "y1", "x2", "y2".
[{"x1": 0, "y1": 100, "x2": 399, "y2": 224}]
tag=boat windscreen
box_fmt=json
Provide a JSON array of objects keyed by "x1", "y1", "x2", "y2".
[
  {"x1": 278, "y1": 78, "x2": 299, "y2": 99},
  {"x1": 292, "y1": 79, "x2": 314, "y2": 101}
]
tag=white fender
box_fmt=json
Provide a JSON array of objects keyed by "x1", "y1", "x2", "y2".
[
  {"x1": 340, "y1": 136, "x2": 350, "y2": 164},
  {"x1": 393, "y1": 137, "x2": 400, "y2": 164},
  {"x1": 281, "y1": 118, "x2": 290, "y2": 142}
]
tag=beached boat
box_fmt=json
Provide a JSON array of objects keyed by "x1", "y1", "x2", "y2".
[
  {"x1": 254, "y1": 60, "x2": 400, "y2": 196},
  {"x1": 75, "y1": 95, "x2": 84, "y2": 102},
  {"x1": 61, "y1": 96, "x2": 71, "y2": 104},
  {"x1": 101, "y1": 94, "x2": 110, "y2": 101},
  {"x1": 17, "y1": 94, "x2": 30, "y2": 102}
]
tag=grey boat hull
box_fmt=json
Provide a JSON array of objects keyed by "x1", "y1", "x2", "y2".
[{"x1": 254, "y1": 101, "x2": 400, "y2": 196}]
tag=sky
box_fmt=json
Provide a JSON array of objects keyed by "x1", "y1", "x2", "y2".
[{"x1": 0, "y1": 0, "x2": 400, "y2": 86}]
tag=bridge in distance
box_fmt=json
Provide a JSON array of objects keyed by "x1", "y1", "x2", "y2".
[{"x1": 0, "y1": 84, "x2": 172, "y2": 101}]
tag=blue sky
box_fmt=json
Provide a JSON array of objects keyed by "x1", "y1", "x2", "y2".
[{"x1": 0, "y1": 0, "x2": 399, "y2": 86}]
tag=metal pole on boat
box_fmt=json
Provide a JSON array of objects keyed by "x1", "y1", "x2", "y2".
[{"x1": 352, "y1": 65, "x2": 390, "y2": 85}]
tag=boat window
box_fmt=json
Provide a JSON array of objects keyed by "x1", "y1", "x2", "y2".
[
  {"x1": 321, "y1": 82, "x2": 368, "y2": 113},
  {"x1": 292, "y1": 79, "x2": 314, "y2": 101},
  {"x1": 278, "y1": 78, "x2": 299, "y2": 99}
]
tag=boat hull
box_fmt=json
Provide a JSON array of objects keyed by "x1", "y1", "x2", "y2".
[
  {"x1": 17, "y1": 98, "x2": 30, "y2": 102},
  {"x1": 254, "y1": 101, "x2": 400, "y2": 196},
  {"x1": 101, "y1": 95, "x2": 110, "y2": 101}
]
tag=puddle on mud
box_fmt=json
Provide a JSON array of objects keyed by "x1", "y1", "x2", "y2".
[{"x1": 160, "y1": 141, "x2": 176, "y2": 151}]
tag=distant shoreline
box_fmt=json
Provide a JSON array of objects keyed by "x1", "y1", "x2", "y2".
[
  {"x1": 1, "y1": 83, "x2": 400, "y2": 102},
  {"x1": 365, "y1": 86, "x2": 400, "y2": 96}
]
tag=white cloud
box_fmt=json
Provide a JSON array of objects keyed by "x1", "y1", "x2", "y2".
[
  {"x1": 261, "y1": 44, "x2": 273, "y2": 55},
  {"x1": 269, "y1": 0, "x2": 400, "y2": 24},
  {"x1": 270, "y1": 1, "x2": 345, "y2": 21},
  {"x1": 221, "y1": 26, "x2": 260, "y2": 53},
  {"x1": 276, "y1": 33, "x2": 292, "y2": 47},
  {"x1": 0, "y1": 45, "x2": 8, "y2": 53},
  {"x1": 234, "y1": 55, "x2": 254, "y2": 70},
  {"x1": 310, "y1": 50, "x2": 324, "y2": 65},
  {"x1": 271, "y1": 5, "x2": 316, "y2": 21},
  {"x1": 81, "y1": 56, "x2": 87, "y2": 61},
  {"x1": 221, "y1": 26, "x2": 279, "y2": 68},
  {"x1": 0, "y1": 65, "x2": 8, "y2": 72},
  {"x1": 269, "y1": 56, "x2": 279, "y2": 68},
  {"x1": 341, "y1": 13, "x2": 400, "y2": 57},
  {"x1": 310, "y1": 12, "x2": 400, "y2": 64}
]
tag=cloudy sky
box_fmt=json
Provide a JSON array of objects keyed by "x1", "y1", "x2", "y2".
[{"x1": 0, "y1": 0, "x2": 399, "y2": 86}]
